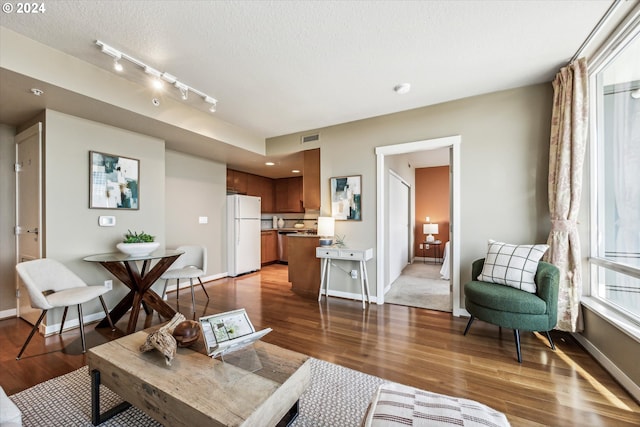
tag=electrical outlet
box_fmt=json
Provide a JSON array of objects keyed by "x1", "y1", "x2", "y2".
[
  {"x1": 104, "y1": 280, "x2": 113, "y2": 290},
  {"x1": 419, "y1": 244, "x2": 423, "y2": 249},
  {"x1": 351, "y1": 269, "x2": 358, "y2": 279}
]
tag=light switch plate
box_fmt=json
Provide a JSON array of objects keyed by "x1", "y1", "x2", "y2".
[
  {"x1": 199, "y1": 216, "x2": 208, "y2": 224},
  {"x1": 98, "y1": 216, "x2": 116, "y2": 227}
]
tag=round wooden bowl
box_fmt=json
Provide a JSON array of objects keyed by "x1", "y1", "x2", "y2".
[{"x1": 172, "y1": 320, "x2": 201, "y2": 347}]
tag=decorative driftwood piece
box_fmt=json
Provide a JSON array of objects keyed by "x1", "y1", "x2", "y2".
[{"x1": 139, "y1": 312, "x2": 186, "y2": 366}]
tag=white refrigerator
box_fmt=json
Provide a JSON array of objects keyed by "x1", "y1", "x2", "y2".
[{"x1": 227, "y1": 195, "x2": 261, "y2": 277}]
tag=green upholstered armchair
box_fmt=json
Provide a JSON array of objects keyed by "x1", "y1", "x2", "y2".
[{"x1": 463, "y1": 258, "x2": 559, "y2": 363}]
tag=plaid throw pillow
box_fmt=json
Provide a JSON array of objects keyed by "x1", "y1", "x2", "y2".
[{"x1": 477, "y1": 240, "x2": 549, "y2": 293}]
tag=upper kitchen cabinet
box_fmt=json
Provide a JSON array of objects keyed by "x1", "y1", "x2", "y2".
[
  {"x1": 303, "y1": 148, "x2": 320, "y2": 210},
  {"x1": 275, "y1": 176, "x2": 303, "y2": 213},
  {"x1": 248, "y1": 173, "x2": 274, "y2": 213},
  {"x1": 226, "y1": 169, "x2": 248, "y2": 194}
]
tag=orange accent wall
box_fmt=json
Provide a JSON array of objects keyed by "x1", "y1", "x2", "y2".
[{"x1": 415, "y1": 166, "x2": 450, "y2": 256}]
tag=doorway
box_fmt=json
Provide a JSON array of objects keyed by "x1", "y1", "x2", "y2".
[
  {"x1": 15, "y1": 122, "x2": 43, "y2": 325},
  {"x1": 375, "y1": 135, "x2": 462, "y2": 316}
]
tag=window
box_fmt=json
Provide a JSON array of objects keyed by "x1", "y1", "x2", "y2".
[{"x1": 589, "y1": 19, "x2": 640, "y2": 324}]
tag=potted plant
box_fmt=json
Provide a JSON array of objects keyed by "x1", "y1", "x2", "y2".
[{"x1": 116, "y1": 230, "x2": 159, "y2": 256}]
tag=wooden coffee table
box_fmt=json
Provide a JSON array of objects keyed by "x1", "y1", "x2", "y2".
[{"x1": 88, "y1": 330, "x2": 311, "y2": 426}]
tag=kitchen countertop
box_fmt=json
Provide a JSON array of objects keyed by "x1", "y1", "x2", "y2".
[
  {"x1": 288, "y1": 233, "x2": 319, "y2": 238},
  {"x1": 262, "y1": 228, "x2": 317, "y2": 233}
]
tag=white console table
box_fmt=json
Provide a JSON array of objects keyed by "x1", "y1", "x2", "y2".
[{"x1": 316, "y1": 247, "x2": 373, "y2": 309}]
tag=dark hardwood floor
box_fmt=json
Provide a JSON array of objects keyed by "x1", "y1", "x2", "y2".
[{"x1": 1, "y1": 264, "x2": 638, "y2": 426}]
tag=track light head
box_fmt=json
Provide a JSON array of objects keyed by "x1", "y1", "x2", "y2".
[
  {"x1": 113, "y1": 59, "x2": 123, "y2": 72},
  {"x1": 204, "y1": 96, "x2": 217, "y2": 113},
  {"x1": 175, "y1": 82, "x2": 189, "y2": 100}
]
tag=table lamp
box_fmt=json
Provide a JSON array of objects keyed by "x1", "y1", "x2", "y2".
[
  {"x1": 423, "y1": 223, "x2": 439, "y2": 243},
  {"x1": 317, "y1": 216, "x2": 335, "y2": 246}
]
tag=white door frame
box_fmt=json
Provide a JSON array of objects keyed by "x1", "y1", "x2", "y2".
[{"x1": 375, "y1": 135, "x2": 463, "y2": 316}]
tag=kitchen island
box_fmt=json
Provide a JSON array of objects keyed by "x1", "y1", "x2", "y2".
[{"x1": 287, "y1": 234, "x2": 321, "y2": 298}]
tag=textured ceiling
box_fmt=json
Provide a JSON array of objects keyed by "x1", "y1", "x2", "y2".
[{"x1": 0, "y1": 0, "x2": 616, "y2": 140}]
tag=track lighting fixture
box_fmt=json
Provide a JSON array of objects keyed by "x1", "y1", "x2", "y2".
[{"x1": 95, "y1": 40, "x2": 219, "y2": 113}]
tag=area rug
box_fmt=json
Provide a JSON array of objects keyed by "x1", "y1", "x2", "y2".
[
  {"x1": 385, "y1": 263, "x2": 452, "y2": 312},
  {"x1": 9, "y1": 358, "x2": 386, "y2": 426}
]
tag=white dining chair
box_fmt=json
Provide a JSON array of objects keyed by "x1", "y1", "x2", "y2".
[
  {"x1": 160, "y1": 245, "x2": 209, "y2": 312},
  {"x1": 15, "y1": 258, "x2": 114, "y2": 360}
]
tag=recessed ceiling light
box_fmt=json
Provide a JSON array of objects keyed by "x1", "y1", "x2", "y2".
[
  {"x1": 394, "y1": 83, "x2": 411, "y2": 95},
  {"x1": 265, "y1": 162, "x2": 275, "y2": 166},
  {"x1": 30, "y1": 88, "x2": 44, "y2": 96},
  {"x1": 292, "y1": 169, "x2": 300, "y2": 173}
]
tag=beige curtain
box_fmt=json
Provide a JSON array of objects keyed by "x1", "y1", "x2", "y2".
[{"x1": 545, "y1": 58, "x2": 588, "y2": 332}]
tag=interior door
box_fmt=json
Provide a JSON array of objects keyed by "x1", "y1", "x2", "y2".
[
  {"x1": 388, "y1": 172, "x2": 410, "y2": 284},
  {"x1": 15, "y1": 123, "x2": 43, "y2": 324}
]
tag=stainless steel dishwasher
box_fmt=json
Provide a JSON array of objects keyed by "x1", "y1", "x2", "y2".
[{"x1": 277, "y1": 231, "x2": 297, "y2": 263}]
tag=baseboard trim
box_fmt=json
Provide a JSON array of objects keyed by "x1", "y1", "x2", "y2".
[
  {"x1": 324, "y1": 289, "x2": 378, "y2": 304},
  {"x1": 572, "y1": 332, "x2": 640, "y2": 403},
  {"x1": 41, "y1": 311, "x2": 107, "y2": 336},
  {"x1": 0, "y1": 308, "x2": 17, "y2": 320}
]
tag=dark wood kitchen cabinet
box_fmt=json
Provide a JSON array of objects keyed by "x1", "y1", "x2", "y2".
[
  {"x1": 228, "y1": 169, "x2": 274, "y2": 212},
  {"x1": 288, "y1": 235, "x2": 321, "y2": 298},
  {"x1": 261, "y1": 230, "x2": 277, "y2": 265},
  {"x1": 274, "y1": 177, "x2": 303, "y2": 213},
  {"x1": 303, "y1": 148, "x2": 320, "y2": 210},
  {"x1": 248, "y1": 173, "x2": 274, "y2": 213},
  {"x1": 226, "y1": 169, "x2": 248, "y2": 194}
]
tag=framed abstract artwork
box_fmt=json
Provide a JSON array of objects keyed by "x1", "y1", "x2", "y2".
[
  {"x1": 330, "y1": 175, "x2": 362, "y2": 220},
  {"x1": 89, "y1": 151, "x2": 139, "y2": 209}
]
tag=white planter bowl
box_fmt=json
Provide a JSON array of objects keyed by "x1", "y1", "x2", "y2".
[{"x1": 116, "y1": 242, "x2": 159, "y2": 257}]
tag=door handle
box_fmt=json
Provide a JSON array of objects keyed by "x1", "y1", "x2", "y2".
[{"x1": 14, "y1": 226, "x2": 38, "y2": 235}]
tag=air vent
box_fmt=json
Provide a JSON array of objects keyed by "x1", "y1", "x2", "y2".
[{"x1": 301, "y1": 133, "x2": 320, "y2": 144}]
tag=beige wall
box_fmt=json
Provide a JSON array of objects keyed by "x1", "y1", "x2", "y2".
[
  {"x1": 267, "y1": 83, "x2": 554, "y2": 299},
  {"x1": 165, "y1": 150, "x2": 227, "y2": 275},
  {"x1": 0, "y1": 124, "x2": 16, "y2": 314},
  {"x1": 41, "y1": 110, "x2": 166, "y2": 324}
]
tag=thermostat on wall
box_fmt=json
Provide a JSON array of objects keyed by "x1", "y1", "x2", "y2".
[{"x1": 98, "y1": 216, "x2": 116, "y2": 227}]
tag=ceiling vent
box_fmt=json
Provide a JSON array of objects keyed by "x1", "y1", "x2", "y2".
[{"x1": 301, "y1": 133, "x2": 320, "y2": 144}]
